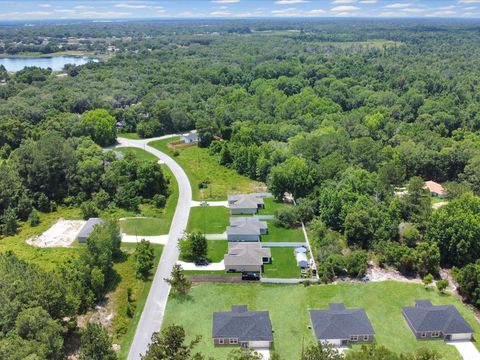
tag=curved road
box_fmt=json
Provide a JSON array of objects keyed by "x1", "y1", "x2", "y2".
[{"x1": 117, "y1": 135, "x2": 192, "y2": 360}]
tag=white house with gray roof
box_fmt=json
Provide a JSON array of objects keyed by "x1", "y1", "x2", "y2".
[
  {"x1": 224, "y1": 243, "x2": 271, "y2": 273},
  {"x1": 403, "y1": 300, "x2": 473, "y2": 341},
  {"x1": 310, "y1": 304, "x2": 375, "y2": 347},
  {"x1": 181, "y1": 130, "x2": 199, "y2": 144},
  {"x1": 227, "y1": 217, "x2": 268, "y2": 242},
  {"x1": 77, "y1": 218, "x2": 105, "y2": 243},
  {"x1": 228, "y1": 194, "x2": 264, "y2": 215},
  {"x1": 212, "y1": 305, "x2": 273, "y2": 349}
]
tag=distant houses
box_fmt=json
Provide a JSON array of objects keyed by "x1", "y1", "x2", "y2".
[
  {"x1": 212, "y1": 305, "x2": 273, "y2": 349},
  {"x1": 181, "y1": 130, "x2": 199, "y2": 144},
  {"x1": 424, "y1": 181, "x2": 446, "y2": 198},
  {"x1": 224, "y1": 243, "x2": 271, "y2": 273},
  {"x1": 227, "y1": 217, "x2": 268, "y2": 242},
  {"x1": 309, "y1": 304, "x2": 375, "y2": 346},
  {"x1": 77, "y1": 217, "x2": 104, "y2": 243},
  {"x1": 403, "y1": 300, "x2": 473, "y2": 341},
  {"x1": 228, "y1": 194, "x2": 264, "y2": 215}
]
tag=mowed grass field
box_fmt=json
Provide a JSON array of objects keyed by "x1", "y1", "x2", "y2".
[
  {"x1": 149, "y1": 137, "x2": 265, "y2": 200},
  {"x1": 163, "y1": 282, "x2": 480, "y2": 360},
  {"x1": 179, "y1": 240, "x2": 227, "y2": 263},
  {"x1": 187, "y1": 206, "x2": 230, "y2": 234},
  {"x1": 262, "y1": 222, "x2": 305, "y2": 243},
  {"x1": 263, "y1": 247, "x2": 300, "y2": 278}
]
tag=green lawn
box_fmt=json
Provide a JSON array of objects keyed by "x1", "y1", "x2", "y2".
[
  {"x1": 187, "y1": 206, "x2": 229, "y2": 234},
  {"x1": 263, "y1": 247, "x2": 300, "y2": 278},
  {"x1": 262, "y1": 222, "x2": 305, "y2": 243},
  {"x1": 259, "y1": 197, "x2": 290, "y2": 215},
  {"x1": 180, "y1": 240, "x2": 227, "y2": 263},
  {"x1": 117, "y1": 147, "x2": 158, "y2": 161},
  {"x1": 163, "y1": 282, "x2": 479, "y2": 360},
  {"x1": 149, "y1": 137, "x2": 264, "y2": 200},
  {"x1": 118, "y1": 133, "x2": 142, "y2": 140},
  {"x1": 115, "y1": 243, "x2": 163, "y2": 360},
  {"x1": 120, "y1": 217, "x2": 167, "y2": 236}
]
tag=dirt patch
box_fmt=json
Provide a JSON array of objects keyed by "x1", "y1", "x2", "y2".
[
  {"x1": 367, "y1": 264, "x2": 422, "y2": 284},
  {"x1": 167, "y1": 140, "x2": 196, "y2": 150},
  {"x1": 27, "y1": 218, "x2": 85, "y2": 248},
  {"x1": 188, "y1": 275, "x2": 242, "y2": 283}
]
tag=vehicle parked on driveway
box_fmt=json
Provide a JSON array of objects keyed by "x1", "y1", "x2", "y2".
[
  {"x1": 195, "y1": 258, "x2": 210, "y2": 266},
  {"x1": 242, "y1": 272, "x2": 260, "y2": 281}
]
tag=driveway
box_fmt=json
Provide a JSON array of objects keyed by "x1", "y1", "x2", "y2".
[
  {"x1": 177, "y1": 260, "x2": 225, "y2": 271},
  {"x1": 447, "y1": 341, "x2": 480, "y2": 360},
  {"x1": 117, "y1": 135, "x2": 192, "y2": 360},
  {"x1": 254, "y1": 348, "x2": 270, "y2": 360}
]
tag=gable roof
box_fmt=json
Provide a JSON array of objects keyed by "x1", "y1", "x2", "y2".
[
  {"x1": 224, "y1": 243, "x2": 271, "y2": 266},
  {"x1": 230, "y1": 217, "x2": 267, "y2": 230},
  {"x1": 227, "y1": 217, "x2": 267, "y2": 236},
  {"x1": 228, "y1": 194, "x2": 264, "y2": 207},
  {"x1": 212, "y1": 305, "x2": 273, "y2": 342},
  {"x1": 424, "y1": 181, "x2": 445, "y2": 196},
  {"x1": 310, "y1": 304, "x2": 375, "y2": 340},
  {"x1": 403, "y1": 300, "x2": 473, "y2": 335},
  {"x1": 77, "y1": 218, "x2": 104, "y2": 239},
  {"x1": 229, "y1": 197, "x2": 263, "y2": 210}
]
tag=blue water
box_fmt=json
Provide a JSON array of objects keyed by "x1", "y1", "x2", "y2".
[{"x1": 0, "y1": 56, "x2": 97, "y2": 72}]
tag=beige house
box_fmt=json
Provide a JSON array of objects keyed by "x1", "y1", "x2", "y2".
[
  {"x1": 224, "y1": 242, "x2": 271, "y2": 273},
  {"x1": 424, "y1": 181, "x2": 446, "y2": 198}
]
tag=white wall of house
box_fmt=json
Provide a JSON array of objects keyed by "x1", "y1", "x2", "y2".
[
  {"x1": 225, "y1": 264, "x2": 261, "y2": 272},
  {"x1": 449, "y1": 333, "x2": 473, "y2": 341},
  {"x1": 230, "y1": 208, "x2": 258, "y2": 215},
  {"x1": 227, "y1": 234, "x2": 260, "y2": 241},
  {"x1": 322, "y1": 339, "x2": 342, "y2": 346},
  {"x1": 248, "y1": 341, "x2": 271, "y2": 348}
]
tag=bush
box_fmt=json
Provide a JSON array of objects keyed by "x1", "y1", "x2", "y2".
[
  {"x1": 198, "y1": 178, "x2": 210, "y2": 189},
  {"x1": 29, "y1": 209, "x2": 40, "y2": 227},
  {"x1": 345, "y1": 250, "x2": 368, "y2": 278},
  {"x1": 153, "y1": 194, "x2": 167, "y2": 208},
  {"x1": 436, "y1": 279, "x2": 448, "y2": 293},
  {"x1": 80, "y1": 200, "x2": 99, "y2": 220},
  {"x1": 274, "y1": 206, "x2": 299, "y2": 228}
]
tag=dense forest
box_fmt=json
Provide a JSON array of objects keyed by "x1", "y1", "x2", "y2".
[{"x1": 2, "y1": 18, "x2": 480, "y2": 358}]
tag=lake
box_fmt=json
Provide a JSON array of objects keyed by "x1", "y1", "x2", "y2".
[{"x1": 0, "y1": 55, "x2": 98, "y2": 72}]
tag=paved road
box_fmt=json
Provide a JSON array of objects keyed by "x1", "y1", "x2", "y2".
[{"x1": 117, "y1": 135, "x2": 192, "y2": 360}]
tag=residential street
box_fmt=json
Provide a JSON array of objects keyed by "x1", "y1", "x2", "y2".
[{"x1": 117, "y1": 136, "x2": 192, "y2": 360}]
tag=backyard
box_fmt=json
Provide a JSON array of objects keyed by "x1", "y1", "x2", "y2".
[
  {"x1": 262, "y1": 221, "x2": 305, "y2": 243},
  {"x1": 149, "y1": 137, "x2": 265, "y2": 200},
  {"x1": 187, "y1": 206, "x2": 230, "y2": 234},
  {"x1": 259, "y1": 197, "x2": 291, "y2": 215},
  {"x1": 262, "y1": 247, "x2": 300, "y2": 278},
  {"x1": 163, "y1": 282, "x2": 479, "y2": 360}
]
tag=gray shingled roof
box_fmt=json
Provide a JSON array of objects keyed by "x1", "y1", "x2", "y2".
[
  {"x1": 224, "y1": 243, "x2": 271, "y2": 266},
  {"x1": 230, "y1": 197, "x2": 262, "y2": 210},
  {"x1": 212, "y1": 305, "x2": 273, "y2": 341},
  {"x1": 230, "y1": 217, "x2": 267, "y2": 231},
  {"x1": 403, "y1": 300, "x2": 474, "y2": 335},
  {"x1": 310, "y1": 304, "x2": 375, "y2": 340},
  {"x1": 77, "y1": 218, "x2": 104, "y2": 239},
  {"x1": 228, "y1": 194, "x2": 264, "y2": 207}
]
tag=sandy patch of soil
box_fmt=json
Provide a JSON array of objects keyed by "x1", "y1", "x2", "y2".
[{"x1": 27, "y1": 218, "x2": 86, "y2": 247}]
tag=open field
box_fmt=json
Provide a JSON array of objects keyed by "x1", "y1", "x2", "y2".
[
  {"x1": 262, "y1": 222, "x2": 305, "y2": 243},
  {"x1": 163, "y1": 281, "x2": 479, "y2": 360},
  {"x1": 149, "y1": 137, "x2": 265, "y2": 200},
  {"x1": 117, "y1": 146, "x2": 157, "y2": 161},
  {"x1": 118, "y1": 133, "x2": 142, "y2": 140},
  {"x1": 187, "y1": 206, "x2": 230, "y2": 234},
  {"x1": 120, "y1": 217, "x2": 166, "y2": 236},
  {"x1": 263, "y1": 247, "x2": 300, "y2": 278}
]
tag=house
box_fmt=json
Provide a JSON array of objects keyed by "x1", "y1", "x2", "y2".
[
  {"x1": 228, "y1": 194, "x2": 265, "y2": 215},
  {"x1": 224, "y1": 243, "x2": 271, "y2": 272},
  {"x1": 212, "y1": 305, "x2": 273, "y2": 348},
  {"x1": 181, "y1": 130, "x2": 199, "y2": 144},
  {"x1": 424, "y1": 181, "x2": 446, "y2": 198},
  {"x1": 296, "y1": 252, "x2": 308, "y2": 268},
  {"x1": 77, "y1": 218, "x2": 105, "y2": 243},
  {"x1": 310, "y1": 304, "x2": 375, "y2": 347},
  {"x1": 227, "y1": 217, "x2": 268, "y2": 242},
  {"x1": 403, "y1": 300, "x2": 473, "y2": 341}
]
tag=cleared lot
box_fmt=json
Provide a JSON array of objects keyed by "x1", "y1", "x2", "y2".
[{"x1": 26, "y1": 219, "x2": 85, "y2": 247}]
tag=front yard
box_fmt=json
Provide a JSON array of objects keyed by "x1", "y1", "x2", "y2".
[
  {"x1": 187, "y1": 206, "x2": 230, "y2": 234},
  {"x1": 163, "y1": 282, "x2": 480, "y2": 360},
  {"x1": 179, "y1": 240, "x2": 228, "y2": 263}
]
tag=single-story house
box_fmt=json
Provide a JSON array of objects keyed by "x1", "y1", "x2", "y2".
[
  {"x1": 213, "y1": 305, "x2": 273, "y2": 348},
  {"x1": 227, "y1": 217, "x2": 268, "y2": 242},
  {"x1": 310, "y1": 304, "x2": 375, "y2": 347},
  {"x1": 224, "y1": 242, "x2": 271, "y2": 273},
  {"x1": 403, "y1": 300, "x2": 473, "y2": 341},
  {"x1": 424, "y1": 181, "x2": 446, "y2": 198},
  {"x1": 296, "y1": 252, "x2": 308, "y2": 268},
  {"x1": 77, "y1": 218, "x2": 105, "y2": 243},
  {"x1": 228, "y1": 194, "x2": 264, "y2": 215},
  {"x1": 181, "y1": 130, "x2": 199, "y2": 144}
]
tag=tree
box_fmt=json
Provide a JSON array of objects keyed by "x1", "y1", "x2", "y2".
[
  {"x1": 401, "y1": 176, "x2": 432, "y2": 227},
  {"x1": 28, "y1": 208, "x2": 40, "y2": 227},
  {"x1": 142, "y1": 325, "x2": 204, "y2": 360},
  {"x1": 2, "y1": 207, "x2": 18, "y2": 235},
  {"x1": 135, "y1": 240, "x2": 155, "y2": 279},
  {"x1": 165, "y1": 264, "x2": 191, "y2": 295},
  {"x1": 79, "y1": 323, "x2": 117, "y2": 360},
  {"x1": 268, "y1": 156, "x2": 313, "y2": 199},
  {"x1": 303, "y1": 342, "x2": 343, "y2": 360},
  {"x1": 274, "y1": 206, "x2": 299, "y2": 228},
  {"x1": 82, "y1": 109, "x2": 117, "y2": 146},
  {"x1": 81, "y1": 200, "x2": 99, "y2": 220},
  {"x1": 436, "y1": 279, "x2": 448, "y2": 293},
  {"x1": 416, "y1": 242, "x2": 440, "y2": 276},
  {"x1": 453, "y1": 261, "x2": 480, "y2": 307},
  {"x1": 179, "y1": 233, "x2": 208, "y2": 262},
  {"x1": 423, "y1": 274, "x2": 433, "y2": 288}
]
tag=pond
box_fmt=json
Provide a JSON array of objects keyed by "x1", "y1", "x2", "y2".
[{"x1": 0, "y1": 55, "x2": 98, "y2": 72}]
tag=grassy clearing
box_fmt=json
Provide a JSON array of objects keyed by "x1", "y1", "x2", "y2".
[
  {"x1": 179, "y1": 240, "x2": 227, "y2": 263},
  {"x1": 262, "y1": 222, "x2": 305, "y2": 243},
  {"x1": 116, "y1": 147, "x2": 157, "y2": 161},
  {"x1": 149, "y1": 137, "x2": 265, "y2": 201},
  {"x1": 187, "y1": 206, "x2": 229, "y2": 234},
  {"x1": 163, "y1": 282, "x2": 478, "y2": 360},
  {"x1": 114, "y1": 243, "x2": 163, "y2": 360},
  {"x1": 118, "y1": 133, "x2": 142, "y2": 140},
  {"x1": 263, "y1": 247, "x2": 300, "y2": 278},
  {"x1": 120, "y1": 218, "x2": 166, "y2": 236},
  {"x1": 259, "y1": 197, "x2": 290, "y2": 215}
]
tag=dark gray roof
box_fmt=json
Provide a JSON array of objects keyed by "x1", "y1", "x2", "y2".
[
  {"x1": 77, "y1": 218, "x2": 104, "y2": 239},
  {"x1": 230, "y1": 217, "x2": 267, "y2": 230},
  {"x1": 310, "y1": 304, "x2": 375, "y2": 340},
  {"x1": 213, "y1": 305, "x2": 273, "y2": 342},
  {"x1": 403, "y1": 300, "x2": 474, "y2": 335}
]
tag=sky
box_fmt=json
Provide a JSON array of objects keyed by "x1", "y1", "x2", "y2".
[{"x1": 1, "y1": 0, "x2": 480, "y2": 20}]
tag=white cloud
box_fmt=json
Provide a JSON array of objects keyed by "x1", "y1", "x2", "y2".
[
  {"x1": 210, "y1": 0, "x2": 240, "y2": 3},
  {"x1": 307, "y1": 9, "x2": 326, "y2": 15},
  {"x1": 332, "y1": 0, "x2": 357, "y2": 3},
  {"x1": 39, "y1": 4, "x2": 51, "y2": 8},
  {"x1": 79, "y1": 11, "x2": 132, "y2": 18},
  {"x1": 401, "y1": 7, "x2": 426, "y2": 13},
  {"x1": 439, "y1": 5, "x2": 456, "y2": 10},
  {"x1": 53, "y1": 9, "x2": 76, "y2": 13},
  {"x1": 331, "y1": 5, "x2": 360, "y2": 11},
  {"x1": 210, "y1": 10, "x2": 232, "y2": 15},
  {"x1": 426, "y1": 10, "x2": 457, "y2": 16},
  {"x1": 380, "y1": 10, "x2": 409, "y2": 16},
  {"x1": 465, "y1": 6, "x2": 477, "y2": 10},
  {"x1": 275, "y1": 0, "x2": 310, "y2": 3},
  {"x1": 114, "y1": 3, "x2": 148, "y2": 9},
  {"x1": 385, "y1": 3, "x2": 413, "y2": 9},
  {"x1": 459, "y1": 0, "x2": 480, "y2": 3},
  {"x1": 0, "y1": 11, "x2": 53, "y2": 18},
  {"x1": 359, "y1": 0, "x2": 377, "y2": 3},
  {"x1": 272, "y1": 7, "x2": 303, "y2": 16}
]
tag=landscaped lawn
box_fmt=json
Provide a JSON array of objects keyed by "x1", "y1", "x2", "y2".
[
  {"x1": 180, "y1": 240, "x2": 227, "y2": 263},
  {"x1": 187, "y1": 206, "x2": 229, "y2": 234},
  {"x1": 120, "y1": 217, "x2": 167, "y2": 236},
  {"x1": 163, "y1": 282, "x2": 479, "y2": 360},
  {"x1": 261, "y1": 222, "x2": 305, "y2": 243},
  {"x1": 149, "y1": 137, "x2": 265, "y2": 200},
  {"x1": 259, "y1": 197, "x2": 290, "y2": 215},
  {"x1": 263, "y1": 247, "x2": 300, "y2": 278},
  {"x1": 118, "y1": 132, "x2": 142, "y2": 140},
  {"x1": 117, "y1": 146, "x2": 158, "y2": 161}
]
